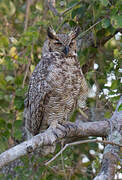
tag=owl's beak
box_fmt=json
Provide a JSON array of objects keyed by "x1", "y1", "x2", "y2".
[{"x1": 63, "y1": 46, "x2": 69, "y2": 56}]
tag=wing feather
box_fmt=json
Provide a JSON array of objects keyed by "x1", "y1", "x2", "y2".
[{"x1": 24, "y1": 53, "x2": 55, "y2": 135}]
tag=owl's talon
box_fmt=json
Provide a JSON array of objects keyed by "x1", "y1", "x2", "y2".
[
  {"x1": 68, "y1": 123, "x2": 77, "y2": 131},
  {"x1": 56, "y1": 123, "x2": 68, "y2": 136},
  {"x1": 52, "y1": 130, "x2": 59, "y2": 139}
]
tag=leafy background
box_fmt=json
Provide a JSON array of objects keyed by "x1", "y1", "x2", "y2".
[{"x1": 0, "y1": 0, "x2": 121, "y2": 179}]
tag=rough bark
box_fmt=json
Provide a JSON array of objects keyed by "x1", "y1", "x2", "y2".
[
  {"x1": 0, "y1": 120, "x2": 109, "y2": 168},
  {"x1": 94, "y1": 96, "x2": 122, "y2": 180}
]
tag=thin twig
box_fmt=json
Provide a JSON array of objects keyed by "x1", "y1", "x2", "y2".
[
  {"x1": 45, "y1": 139, "x2": 121, "y2": 166},
  {"x1": 22, "y1": 44, "x2": 33, "y2": 88},
  {"x1": 47, "y1": 0, "x2": 83, "y2": 17},
  {"x1": 46, "y1": 0, "x2": 89, "y2": 17},
  {"x1": 60, "y1": 0, "x2": 86, "y2": 16},
  {"x1": 61, "y1": 141, "x2": 68, "y2": 180},
  {"x1": 22, "y1": 58, "x2": 31, "y2": 88},
  {"x1": 79, "y1": 19, "x2": 103, "y2": 38},
  {"x1": 24, "y1": 0, "x2": 39, "y2": 31},
  {"x1": 24, "y1": 0, "x2": 31, "y2": 32},
  {"x1": 22, "y1": 0, "x2": 31, "y2": 88},
  {"x1": 100, "y1": 28, "x2": 122, "y2": 45}
]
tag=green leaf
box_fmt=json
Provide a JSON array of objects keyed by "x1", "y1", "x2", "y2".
[
  {"x1": 71, "y1": 7, "x2": 85, "y2": 19},
  {"x1": 6, "y1": 85, "x2": 15, "y2": 91},
  {"x1": 15, "y1": 88, "x2": 27, "y2": 96},
  {"x1": 104, "y1": 111, "x2": 111, "y2": 118},
  {"x1": 0, "y1": 118, "x2": 6, "y2": 128},
  {"x1": 101, "y1": 19, "x2": 110, "y2": 28},
  {"x1": 111, "y1": 15, "x2": 122, "y2": 28},
  {"x1": 13, "y1": 129, "x2": 22, "y2": 140},
  {"x1": 4, "y1": 56, "x2": 14, "y2": 70},
  {"x1": 19, "y1": 30, "x2": 39, "y2": 46},
  {"x1": 14, "y1": 96, "x2": 24, "y2": 110},
  {"x1": 5, "y1": 75, "x2": 14, "y2": 82},
  {"x1": 71, "y1": 8, "x2": 79, "y2": 19},
  {"x1": 9, "y1": 1, "x2": 16, "y2": 16},
  {"x1": 110, "y1": 6, "x2": 118, "y2": 16},
  {"x1": 2, "y1": 129, "x2": 10, "y2": 138},
  {"x1": 118, "y1": 104, "x2": 122, "y2": 112},
  {"x1": 14, "y1": 120, "x2": 22, "y2": 128},
  {"x1": 7, "y1": 123, "x2": 12, "y2": 129},
  {"x1": 111, "y1": 80, "x2": 118, "y2": 90},
  {"x1": 100, "y1": 0, "x2": 109, "y2": 6},
  {"x1": 111, "y1": 96, "x2": 120, "y2": 102},
  {"x1": 14, "y1": 75, "x2": 23, "y2": 85},
  {"x1": 0, "y1": 91, "x2": 5, "y2": 100},
  {"x1": 69, "y1": 20, "x2": 77, "y2": 27},
  {"x1": 67, "y1": 0, "x2": 79, "y2": 8},
  {"x1": 0, "y1": 33, "x2": 9, "y2": 48},
  {"x1": 35, "y1": 2, "x2": 43, "y2": 11},
  {"x1": 0, "y1": 73, "x2": 7, "y2": 90},
  {"x1": 0, "y1": 0, "x2": 16, "y2": 16}
]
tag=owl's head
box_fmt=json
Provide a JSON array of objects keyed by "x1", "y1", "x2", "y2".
[{"x1": 47, "y1": 27, "x2": 80, "y2": 57}]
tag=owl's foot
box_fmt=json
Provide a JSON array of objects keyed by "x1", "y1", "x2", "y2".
[
  {"x1": 55, "y1": 122, "x2": 77, "y2": 137},
  {"x1": 50, "y1": 122, "x2": 68, "y2": 137},
  {"x1": 50, "y1": 121, "x2": 76, "y2": 138}
]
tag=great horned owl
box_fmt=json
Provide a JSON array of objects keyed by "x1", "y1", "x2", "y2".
[{"x1": 24, "y1": 27, "x2": 88, "y2": 139}]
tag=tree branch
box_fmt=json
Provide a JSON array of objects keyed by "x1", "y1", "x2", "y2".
[
  {"x1": 0, "y1": 95, "x2": 121, "y2": 179},
  {"x1": 47, "y1": 0, "x2": 89, "y2": 17},
  {"x1": 45, "y1": 139, "x2": 121, "y2": 166},
  {"x1": 79, "y1": 19, "x2": 103, "y2": 38},
  {"x1": 24, "y1": 0, "x2": 31, "y2": 32},
  {"x1": 96, "y1": 28, "x2": 122, "y2": 47},
  {"x1": 94, "y1": 96, "x2": 122, "y2": 180},
  {"x1": 60, "y1": 0, "x2": 85, "y2": 16},
  {"x1": 0, "y1": 120, "x2": 109, "y2": 168}
]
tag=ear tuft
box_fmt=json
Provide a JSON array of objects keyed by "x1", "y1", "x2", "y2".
[
  {"x1": 47, "y1": 26, "x2": 57, "y2": 39},
  {"x1": 69, "y1": 27, "x2": 80, "y2": 40}
]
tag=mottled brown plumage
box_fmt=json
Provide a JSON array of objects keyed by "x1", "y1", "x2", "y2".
[{"x1": 24, "y1": 27, "x2": 88, "y2": 138}]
